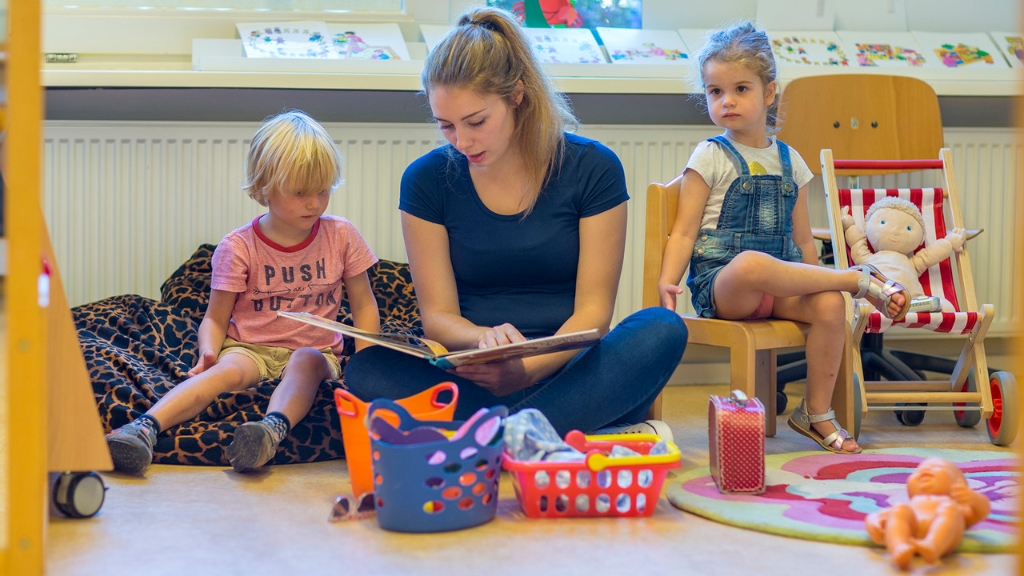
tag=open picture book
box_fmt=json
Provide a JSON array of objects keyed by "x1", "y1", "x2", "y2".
[{"x1": 278, "y1": 311, "x2": 601, "y2": 370}]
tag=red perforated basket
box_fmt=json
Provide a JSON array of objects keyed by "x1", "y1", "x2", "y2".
[{"x1": 502, "y1": 430, "x2": 681, "y2": 518}]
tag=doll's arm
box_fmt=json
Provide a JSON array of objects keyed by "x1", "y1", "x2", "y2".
[
  {"x1": 841, "y1": 207, "x2": 872, "y2": 263},
  {"x1": 949, "y1": 483, "x2": 991, "y2": 527},
  {"x1": 910, "y1": 239, "x2": 955, "y2": 275}
]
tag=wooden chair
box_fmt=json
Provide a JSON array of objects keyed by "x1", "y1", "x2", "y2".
[
  {"x1": 821, "y1": 149, "x2": 1017, "y2": 445},
  {"x1": 642, "y1": 178, "x2": 854, "y2": 437},
  {"x1": 776, "y1": 74, "x2": 944, "y2": 175}
]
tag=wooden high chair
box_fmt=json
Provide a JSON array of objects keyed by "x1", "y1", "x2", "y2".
[
  {"x1": 821, "y1": 149, "x2": 1017, "y2": 446},
  {"x1": 642, "y1": 178, "x2": 855, "y2": 438}
]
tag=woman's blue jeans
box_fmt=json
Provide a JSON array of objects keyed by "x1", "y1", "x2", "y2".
[{"x1": 343, "y1": 307, "x2": 688, "y2": 436}]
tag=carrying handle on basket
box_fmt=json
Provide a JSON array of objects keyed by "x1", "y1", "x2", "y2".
[
  {"x1": 335, "y1": 388, "x2": 363, "y2": 419},
  {"x1": 428, "y1": 381, "x2": 459, "y2": 410},
  {"x1": 451, "y1": 405, "x2": 508, "y2": 447},
  {"x1": 366, "y1": 398, "x2": 422, "y2": 432}
]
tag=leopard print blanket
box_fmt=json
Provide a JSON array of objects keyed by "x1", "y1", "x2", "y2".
[{"x1": 74, "y1": 244, "x2": 421, "y2": 466}]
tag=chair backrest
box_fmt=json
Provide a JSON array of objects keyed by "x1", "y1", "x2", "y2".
[
  {"x1": 838, "y1": 187, "x2": 961, "y2": 312},
  {"x1": 776, "y1": 75, "x2": 943, "y2": 174},
  {"x1": 642, "y1": 178, "x2": 681, "y2": 309}
]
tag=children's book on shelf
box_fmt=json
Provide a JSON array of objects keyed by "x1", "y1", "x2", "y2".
[
  {"x1": 987, "y1": 31, "x2": 1024, "y2": 69},
  {"x1": 836, "y1": 31, "x2": 929, "y2": 68},
  {"x1": 278, "y1": 311, "x2": 601, "y2": 369},
  {"x1": 326, "y1": 23, "x2": 410, "y2": 60},
  {"x1": 236, "y1": 21, "x2": 410, "y2": 60},
  {"x1": 911, "y1": 31, "x2": 1006, "y2": 69},
  {"x1": 420, "y1": 24, "x2": 450, "y2": 52},
  {"x1": 523, "y1": 27, "x2": 606, "y2": 64},
  {"x1": 595, "y1": 27, "x2": 690, "y2": 64},
  {"x1": 767, "y1": 31, "x2": 849, "y2": 67},
  {"x1": 237, "y1": 21, "x2": 333, "y2": 59}
]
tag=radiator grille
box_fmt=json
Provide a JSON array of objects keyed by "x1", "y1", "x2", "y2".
[{"x1": 43, "y1": 122, "x2": 1020, "y2": 335}]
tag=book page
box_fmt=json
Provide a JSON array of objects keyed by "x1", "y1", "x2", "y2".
[
  {"x1": 596, "y1": 28, "x2": 690, "y2": 64},
  {"x1": 435, "y1": 329, "x2": 601, "y2": 368},
  {"x1": 277, "y1": 312, "x2": 447, "y2": 358},
  {"x1": 278, "y1": 311, "x2": 600, "y2": 369},
  {"x1": 237, "y1": 21, "x2": 333, "y2": 59},
  {"x1": 325, "y1": 23, "x2": 411, "y2": 60},
  {"x1": 911, "y1": 31, "x2": 1007, "y2": 69},
  {"x1": 989, "y1": 31, "x2": 1024, "y2": 68}
]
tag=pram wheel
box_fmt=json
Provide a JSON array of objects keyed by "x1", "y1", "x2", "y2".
[
  {"x1": 954, "y1": 370, "x2": 982, "y2": 428},
  {"x1": 986, "y1": 372, "x2": 1019, "y2": 446},
  {"x1": 894, "y1": 404, "x2": 926, "y2": 426}
]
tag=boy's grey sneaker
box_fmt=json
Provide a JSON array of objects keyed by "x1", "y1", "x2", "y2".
[
  {"x1": 226, "y1": 422, "x2": 278, "y2": 473},
  {"x1": 106, "y1": 419, "x2": 158, "y2": 475}
]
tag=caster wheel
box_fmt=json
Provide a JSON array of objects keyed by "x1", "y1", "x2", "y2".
[
  {"x1": 987, "y1": 372, "x2": 1019, "y2": 446},
  {"x1": 776, "y1": 389, "x2": 788, "y2": 415},
  {"x1": 52, "y1": 472, "x2": 106, "y2": 518},
  {"x1": 895, "y1": 403, "x2": 926, "y2": 426},
  {"x1": 954, "y1": 370, "x2": 982, "y2": 428}
]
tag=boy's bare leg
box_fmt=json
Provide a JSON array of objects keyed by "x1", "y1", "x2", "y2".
[
  {"x1": 106, "y1": 354, "x2": 260, "y2": 474},
  {"x1": 148, "y1": 354, "x2": 262, "y2": 429},
  {"x1": 267, "y1": 347, "x2": 333, "y2": 426},
  {"x1": 227, "y1": 348, "x2": 331, "y2": 472}
]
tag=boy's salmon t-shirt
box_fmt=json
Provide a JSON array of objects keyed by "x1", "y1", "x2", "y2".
[{"x1": 211, "y1": 214, "x2": 378, "y2": 355}]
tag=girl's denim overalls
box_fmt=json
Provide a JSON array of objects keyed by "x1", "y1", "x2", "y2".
[{"x1": 686, "y1": 135, "x2": 803, "y2": 318}]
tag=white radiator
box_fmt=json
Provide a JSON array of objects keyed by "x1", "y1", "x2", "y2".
[{"x1": 43, "y1": 122, "x2": 1020, "y2": 335}]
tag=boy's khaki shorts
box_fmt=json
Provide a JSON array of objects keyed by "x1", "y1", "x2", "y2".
[{"x1": 218, "y1": 338, "x2": 342, "y2": 381}]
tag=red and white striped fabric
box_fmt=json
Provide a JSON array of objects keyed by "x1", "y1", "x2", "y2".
[{"x1": 839, "y1": 188, "x2": 978, "y2": 335}]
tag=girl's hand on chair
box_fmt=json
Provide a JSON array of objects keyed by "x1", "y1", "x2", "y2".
[
  {"x1": 659, "y1": 283, "x2": 684, "y2": 310},
  {"x1": 450, "y1": 358, "x2": 529, "y2": 397},
  {"x1": 187, "y1": 351, "x2": 218, "y2": 377}
]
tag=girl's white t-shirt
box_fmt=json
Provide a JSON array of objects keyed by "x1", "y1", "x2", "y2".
[{"x1": 685, "y1": 135, "x2": 814, "y2": 231}]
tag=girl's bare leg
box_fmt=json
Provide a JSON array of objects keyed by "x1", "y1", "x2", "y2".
[
  {"x1": 711, "y1": 251, "x2": 902, "y2": 319},
  {"x1": 773, "y1": 291, "x2": 860, "y2": 453}
]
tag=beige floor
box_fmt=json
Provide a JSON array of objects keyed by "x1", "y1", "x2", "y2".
[{"x1": 45, "y1": 383, "x2": 1017, "y2": 576}]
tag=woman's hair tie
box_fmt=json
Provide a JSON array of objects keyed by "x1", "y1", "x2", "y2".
[{"x1": 469, "y1": 19, "x2": 498, "y2": 32}]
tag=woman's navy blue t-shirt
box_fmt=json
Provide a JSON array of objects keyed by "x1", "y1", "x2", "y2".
[{"x1": 399, "y1": 133, "x2": 628, "y2": 338}]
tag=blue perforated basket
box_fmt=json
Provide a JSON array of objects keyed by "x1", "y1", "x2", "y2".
[{"x1": 367, "y1": 399, "x2": 507, "y2": 533}]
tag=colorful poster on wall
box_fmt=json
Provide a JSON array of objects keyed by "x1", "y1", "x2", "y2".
[
  {"x1": 237, "y1": 21, "x2": 333, "y2": 59},
  {"x1": 836, "y1": 31, "x2": 929, "y2": 68},
  {"x1": 988, "y1": 31, "x2": 1024, "y2": 69},
  {"x1": 326, "y1": 23, "x2": 410, "y2": 60},
  {"x1": 487, "y1": 0, "x2": 642, "y2": 30},
  {"x1": 767, "y1": 31, "x2": 849, "y2": 67},
  {"x1": 911, "y1": 31, "x2": 1006, "y2": 68},
  {"x1": 524, "y1": 27, "x2": 607, "y2": 63},
  {"x1": 596, "y1": 27, "x2": 689, "y2": 64}
]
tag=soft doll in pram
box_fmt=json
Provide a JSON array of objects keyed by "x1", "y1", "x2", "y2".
[{"x1": 841, "y1": 197, "x2": 966, "y2": 312}]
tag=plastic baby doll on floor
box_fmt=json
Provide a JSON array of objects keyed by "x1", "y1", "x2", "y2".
[
  {"x1": 842, "y1": 197, "x2": 966, "y2": 312},
  {"x1": 865, "y1": 458, "x2": 991, "y2": 570}
]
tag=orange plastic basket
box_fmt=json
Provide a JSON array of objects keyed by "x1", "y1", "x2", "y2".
[
  {"x1": 335, "y1": 382, "x2": 458, "y2": 497},
  {"x1": 502, "y1": 430, "x2": 681, "y2": 518}
]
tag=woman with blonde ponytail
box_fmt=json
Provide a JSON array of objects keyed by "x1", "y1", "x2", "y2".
[{"x1": 345, "y1": 7, "x2": 688, "y2": 438}]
